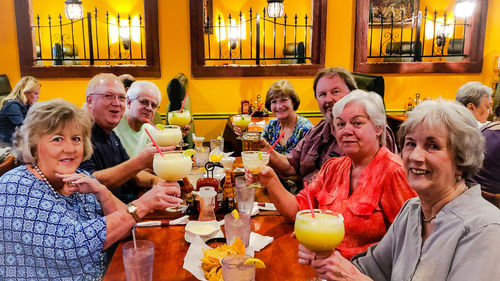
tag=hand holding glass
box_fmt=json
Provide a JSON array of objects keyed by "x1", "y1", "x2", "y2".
[{"x1": 241, "y1": 151, "x2": 269, "y2": 188}]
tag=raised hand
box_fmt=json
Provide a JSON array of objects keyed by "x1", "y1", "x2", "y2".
[
  {"x1": 56, "y1": 172, "x2": 106, "y2": 195},
  {"x1": 135, "y1": 181, "x2": 183, "y2": 211}
]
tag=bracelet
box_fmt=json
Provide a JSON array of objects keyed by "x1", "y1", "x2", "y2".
[{"x1": 98, "y1": 190, "x2": 112, "y2": 205}]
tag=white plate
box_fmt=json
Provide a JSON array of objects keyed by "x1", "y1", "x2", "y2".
[{"x1": 184, "y1": 220, "x2": 224, "y2": 243}]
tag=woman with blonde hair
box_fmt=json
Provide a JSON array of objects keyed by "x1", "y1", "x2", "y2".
[{"x1": 0, "y1": 76, "x2": 41, "y2": 144}]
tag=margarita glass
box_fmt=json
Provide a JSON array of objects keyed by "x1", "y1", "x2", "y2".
[
  {"x1": 233, "y1": 114, "x2": 251, "y2": 140},
  {"x1": 152, "y1": 125, "x2": 182, "y2": 146},
  {"x1": 294, "y1": 209, "x2": 344, "y2": 281},
  {"x1": 241, "y1": 151, "x2": 269, "y2": 188},
  {"x1": 153, "y1": 151, "x2": 192, "y2": 181},
  {"x1": 168, "y1": 110, "x2": 191, "y2": 127}
]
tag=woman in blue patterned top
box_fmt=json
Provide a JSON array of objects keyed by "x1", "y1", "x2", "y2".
[
  {"x1": 255, "y1": 80, "x2": 312, "y2": 154},
  {"x1": 0, "y1": 99, "x2": 182, "y2": 280}
]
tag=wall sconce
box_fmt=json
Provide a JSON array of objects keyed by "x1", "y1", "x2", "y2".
[
  {"x1": 228, "y1": 17, "x2": 239, "y2": 49},
  {"x1": 267, "y1": 0, "x2": 284, "y2": 18},
  {"x1": 119, "y1": 19, "x2": 131, "y2": 50},
  {"x1": 455, "y1": 0, "x2": 475, "y2": 18},
  {"x1": 64, "y1": 0, "x2": 84, "y2": 20}
]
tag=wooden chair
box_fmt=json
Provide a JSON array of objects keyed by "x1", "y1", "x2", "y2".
[{"x1": 0, "y1": 155, "x2": 16, "y2": 176}]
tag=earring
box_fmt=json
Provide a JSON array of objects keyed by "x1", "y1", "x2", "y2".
[{"x1": 455, "y1": 173, "x2": 462, "y2": 182}]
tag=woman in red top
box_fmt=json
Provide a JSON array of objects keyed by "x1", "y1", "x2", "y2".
[{"x1": 252, "y1": 90, "x2": 416, "y2": 259}]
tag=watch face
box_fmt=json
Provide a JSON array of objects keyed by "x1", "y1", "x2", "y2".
[{"x1": 127, "y1": 204, "x2": 137, "y2": 213}]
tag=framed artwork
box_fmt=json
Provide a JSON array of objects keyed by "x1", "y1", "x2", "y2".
[
  {"x1": 370, "y1": 0, "x2": 419, "y2": 22},
  {"x1": 203, "y1": 0, "x2": 213, "y2": 34}
]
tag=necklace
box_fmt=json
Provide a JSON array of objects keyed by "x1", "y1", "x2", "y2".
[
  {"x1": 422, "y1": 186, "x2": 468, "y2": 222},
  {"x1": 31, "y1": 164, "x2": 93, "y2": 219}
]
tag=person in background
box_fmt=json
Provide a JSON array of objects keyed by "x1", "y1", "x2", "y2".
[
  {"x1": 234, "y1": 80, "x2": 312, "y2": 154},
  {"x1": 81, "y1": 73, "x2": 172, "y2": 203},
  {"x1": 119, "y1": 73, "x2": 136, "y2": 91},
  {"x1": 264, "y1": 67, "x2": 397, "y2": 184},
  {"x1": 0, "y1": 98, "x2": 182, "y2": 279},
  {"x1": 114, "y1": 81, "x2": 162, "y2": 158},
  {"x1": 455, "y1": 81, "x2": 493, "y2": 127},
  {"x1": 299, "y1": 99, "x2": 500, "y2": 281},
  {"x1": 470, "y1": 103, "x2": 500, "y2": 207},
  {"x1": 0, "y1": 76, "x2": 41, "y2": 144},
  {"x1": 251, "y1": 90, "x2": 416, "y2": 260}
]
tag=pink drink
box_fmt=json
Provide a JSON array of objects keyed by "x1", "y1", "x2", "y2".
[
  {"x1": 122, "y1": 240, "x2": 154, "y2": 281},
  {"x1": 221, "y1": 254, "x2": 256, "y2": 281}
]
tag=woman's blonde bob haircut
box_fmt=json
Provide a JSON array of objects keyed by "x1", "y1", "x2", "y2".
[
  {"x1": 332, "y1": 89, "x2": 387, "y2": 146},
  {"x1": 397, "y1": 99, "x2": 485, "y2": 179},
  {"x1": 0, "y1": 76, "x2": 40, "y2": 108},
  {"x1": 12, "y1": 98, "x2": 93, "y2": 164}
]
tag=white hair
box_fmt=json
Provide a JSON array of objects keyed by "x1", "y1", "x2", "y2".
[{"x1": 126, "y1": 81, "x2": 161, "y2": 103}]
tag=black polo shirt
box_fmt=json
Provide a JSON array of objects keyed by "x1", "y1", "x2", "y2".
[{"x1": 80, "y1": 124, "x2": 139, "y2": 203}]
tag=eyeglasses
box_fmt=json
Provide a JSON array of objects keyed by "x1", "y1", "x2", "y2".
[
  {"x1": 270, "y1": 97, "x2": 290, "y2": 105},
  {"x1": 90, "y1": 93, "x2": 126, "y2": 103},
  {"x1": 136, "y1": 98, "x2": 159, "y2": 109}
]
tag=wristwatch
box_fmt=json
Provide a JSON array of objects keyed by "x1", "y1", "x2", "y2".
[{"x1": 126, "y1": 203, "x2": 140, "y2": 222}]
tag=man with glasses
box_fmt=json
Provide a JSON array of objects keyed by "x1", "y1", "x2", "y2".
[
  {"x1": 265, "y1": 67, "x2": 396, "y2": 185},
  {"x1": 81, "y1": 73, "x2": 174, "y2": 203},
  {"x1": 114, "y1": 80, "x2": 162, "y2": 157}
]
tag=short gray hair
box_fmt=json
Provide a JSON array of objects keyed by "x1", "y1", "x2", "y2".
[
  {"x1": 12, "y1": 98, "x2": 93, "y2": 164},
  {"x1": 85, "y1": 73, "x2": 124, "y2": 98},
  {"x1": 455, "y1": 82, "x2": 493, "y2": 107},
  {"x1": 332, "y1": 89, "x2": 386, "y2": 146},
  {"x1": 126, "y1": 81, "x2": 162, "y2": 103},
  {"x1": 397, "y1": 99, "x2": 484, "y2": 179}
]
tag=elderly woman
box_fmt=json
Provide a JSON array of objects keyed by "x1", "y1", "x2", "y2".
[
  {"x1": 0, "y1": 76, "x2": 41, "y2": 144},
  {"x1": 252, "y1": 90, "x2": 416, "y2": 259},
  {"x1": 235, "y1": 79, "x2": 312, "y2": 154},
  {"x1": 470, "y1": 103, "x2": 500, "y2": 205},
  {"x1": 455, "y1": 81, "x2": 493, "y2": 126},
  {"x1": 0, "y1": 99, "x2": 182, "y2": 279},
  {"x1": 299, "y1": 99, "x2": 500, "y2": 280}
]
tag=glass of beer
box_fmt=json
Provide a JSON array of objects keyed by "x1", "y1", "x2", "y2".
[{"x1": 242, "y1": 132, "x2": 262, "y2": 151}]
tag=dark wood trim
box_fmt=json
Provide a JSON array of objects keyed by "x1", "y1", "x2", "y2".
[
  {"x1": 354, "y1": 0, "x2": 488, "y2": 74},
  {"x1": 14, "y1": 0, "x2": 161, "y2": 77},
  {"x1": 189, "y1": 0, "x2": 327, "y2": 77}
]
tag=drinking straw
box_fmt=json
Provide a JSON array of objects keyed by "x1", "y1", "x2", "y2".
[
  {"x1": 142, "y1": 117, "x2": 160, "y2": 130},
  {"x1": 249, "y1": 103, "x2": 263, "y2": 117},
  {"x1": 179, "y1": 92, "x2": 189, "y2": 113},
  {"x1": 304, "y1": 183, "x2": 316, "y2": 218},
  {"x1": 132, "y1": 225, "x2": 137, "y2": 249},
  {"x1": 267, "y1": 130, "x2": 286, "y2": 154},
  {"x1": 144, "y1": 128, "x2": 164, "y2": 156}
]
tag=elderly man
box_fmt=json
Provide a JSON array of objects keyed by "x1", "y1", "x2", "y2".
[
  {"x1": 80, "y1": 73, "x2": 172, "y2": 203},
  {"x1": 114, "y1": 81, "x2": 161, "y2": 157},
  {"x1": 265, "y1": 67, "x2": 396, "y2": 184},
  {"x1": 456, "y1": 81, "x2": 493, "y2": 126}
]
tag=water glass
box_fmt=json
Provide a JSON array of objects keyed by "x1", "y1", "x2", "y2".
[
  {"x1": 122, "y1": 240, "x2": 154, "y2": 281},
  {"x1": 210, "y1": 138, "x2": 224, "y2": 153},
  {"x1": 235, "y1": 177, "x2": 255, "y2": 215},
  {"x1": 224, "y1": 212, "x2": 251, "y2": 247},
  {"x1": 221, "y1": 254, "x2": 256, "y2": 281},
  {"x1": 194, "y1": 146, "x2": 209, "y2": 167}
]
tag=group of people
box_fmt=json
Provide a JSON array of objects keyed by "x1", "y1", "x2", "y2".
[{"x1": 0, "y1": 67, "x2": 500, "y2": 280}]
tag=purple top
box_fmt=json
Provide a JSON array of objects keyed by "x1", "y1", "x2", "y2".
[
  {"x1": 471, "y1": 123, "x2": 500, "y2": 194},
  {"x1": 287, "y1": 119, "x2": 397, "y2": 183}
]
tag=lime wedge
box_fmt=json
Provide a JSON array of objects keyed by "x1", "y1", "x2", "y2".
[
  {"x1": 231, "y1": 209, "x2": 239, "y2": 219},
  {"x1": 156, "y1": 124, "x2": 164, "y2": 130},
  {"x1": 243, "y1": 258, "x2": 265, "y2": 268},
  {"x1": 183, "y1": 149, "x2": 195, "y2": 157},
  {"x1": 258, "y1": 152, "x2": 263, "y2": 160}
]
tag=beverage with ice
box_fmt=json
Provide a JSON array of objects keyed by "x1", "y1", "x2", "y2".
[
  {"x1": 221, "y1": 254, "x2": 256, "y2": 281},
  {"x1": 224, "y1": 212, "x2": 251, "y2": 247},
  {"x1": 235, "y1": 177, "x2": 255, "y2": 214},
  {"x1": 241, "y1": 151, "x2": 269, "y2": 188},
  {"x1": 233, "y1": 114, "x2": 251, "y2": 130},
  {"x1": 294, "y1": 209, "x2": 344, "y2": 252},
  {"x1": 153, "y1": 151, "x2": 192, "y2": 181},
  {"x1": 152, "y1": 125, "x2": 182, "y2": 146},
  {"x1": 168, "y1": 109, "x2": 191, "y2": 126},
  {"x1": 122, "y1": 240, "x2": 154, "y2": 281}
]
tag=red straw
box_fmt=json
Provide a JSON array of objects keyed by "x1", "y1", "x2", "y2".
[
  {"x1": 304, "y1": 182, "x2": 315, "y2": 218},
  {"x1": 144, "y1": 128, "x2": 164, "y2": 156},
  {"x1": 249, "y1": 103, "x2": 263, "y2": 117},
  {"x1": 267, "y1": 130, "x2": 286, "y2": 154},
  {"x1": 179, "y1": 92, "x2": 189, "y2": 113},
  {"x1": 142, "y1": 117, "x2": 160, "y2": 130}
]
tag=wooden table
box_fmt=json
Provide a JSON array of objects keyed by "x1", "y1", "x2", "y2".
[{"x1": 103, "y1": 215, "x2": 315, "y2": 280}]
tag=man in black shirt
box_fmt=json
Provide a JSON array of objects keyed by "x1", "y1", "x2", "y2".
[{"x1": 80, "y1": 73, "x2": 174, "y2": 203}]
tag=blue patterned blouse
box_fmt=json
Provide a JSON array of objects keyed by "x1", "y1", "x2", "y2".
[
  {"x1": 0, "y1": 165, "x2": 108, "y2": 280},
  {"x1": 262, "y1": 115, "x2": 313, "y2": 154}
]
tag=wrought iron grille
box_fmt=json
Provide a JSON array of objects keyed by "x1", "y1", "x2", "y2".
[
  {"x1": 367, "y1": 6, "x2": 469, "y2": 62},
  {"x1": 204, "y1": 8, "x2": 312, "y2": 65},
  {"x1": 32, "y1": 8, "x2": 146, "y2": 66}
]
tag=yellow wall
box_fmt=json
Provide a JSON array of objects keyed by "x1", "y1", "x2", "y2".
[{"x1": 1, "y1": 0, "x2": 499, "y2": 140}]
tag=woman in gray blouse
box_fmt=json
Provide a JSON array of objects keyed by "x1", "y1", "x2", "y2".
[{"x1": 298, "y1": 99, "x2": 500, "y2": 281}]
